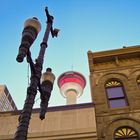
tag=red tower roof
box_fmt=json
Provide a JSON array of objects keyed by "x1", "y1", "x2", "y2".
[{"x1": 58, "y1": 71, "x2": 86, "y2": 89}]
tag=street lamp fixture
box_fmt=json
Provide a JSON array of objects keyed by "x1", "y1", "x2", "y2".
[
  {"x1": 16, "y1": 17, "x2": 41, "y2": 63},
  {"x1": 14, "y1": 7, "x2": 59, "y2": 140},
  {"x1": 40, "y1": 68, "x2": 55, "y2": 120}
]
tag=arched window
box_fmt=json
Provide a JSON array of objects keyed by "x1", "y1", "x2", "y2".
[
  {"x1": 105, "y1": 79, "x2": 128, "y2": 108},
  {"x1": 137, "y1": 76, "x2": 140, "y2": 89},
  {"x1": 114, "y1": 126, "x2": 139, "y2": 140}
]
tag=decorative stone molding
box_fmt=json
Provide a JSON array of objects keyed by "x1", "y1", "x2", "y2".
[
  {"x1": 101, "y1": 117, "x2": 140, "y2": 139},
  {"x1": 96, "y1": 72, "x2": 128, "y2": 86}
]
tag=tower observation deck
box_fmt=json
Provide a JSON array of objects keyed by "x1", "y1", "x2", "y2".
[{"x1": 57, "y1": 71, "x2": 86, "y2": 105}]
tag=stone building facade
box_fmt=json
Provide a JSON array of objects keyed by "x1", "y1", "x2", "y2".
[
  {"x1": 88, "y1": 45, "x2": 140, "y2": 139},
  {"x1": 0, "y1": 103, "x2": 97, "y2": 140}
]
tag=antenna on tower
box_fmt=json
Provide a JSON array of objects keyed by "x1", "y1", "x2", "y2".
[{"x1": 71, "y1": 64, "x2": 74, "y2": 71}]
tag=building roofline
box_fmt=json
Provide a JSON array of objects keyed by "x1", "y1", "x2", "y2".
[
  {"x1": 88, "y1": 45, "x2": 140, "y2": 58},
  {"x1": 0, "y1": 102, "x2": 94, "y2": 116},
  {"x1": 88, "y1": 45, "x2": 140, "y2": 65}
]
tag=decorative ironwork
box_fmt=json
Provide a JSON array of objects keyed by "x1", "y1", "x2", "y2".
[
  {"x1": 114, "y1": 127, "x2": 138, "y2": 139},
  {"x1": 105, "y1": 80, "x2": 121, "y2": 88}
]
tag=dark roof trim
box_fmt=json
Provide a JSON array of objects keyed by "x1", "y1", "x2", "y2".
[{"x1": 0, "y1": 102, "x2": 94, "y2": 115}]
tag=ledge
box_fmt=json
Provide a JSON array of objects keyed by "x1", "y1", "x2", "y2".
[{"x1": 0, "y1": 102, "x2": 94, "y2": 116}]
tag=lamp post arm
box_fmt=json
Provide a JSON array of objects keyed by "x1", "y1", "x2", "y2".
[
  {"x1": 43, "y1": 7, "x2": 54, "y2": 43},
  {"x1": 35, "y1": 9, "x2": 54, "y2": 83}
]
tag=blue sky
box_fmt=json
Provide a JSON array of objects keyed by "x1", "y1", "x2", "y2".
[{"x1": 0, "y1": 0, "x2": 140, "y2": 109}]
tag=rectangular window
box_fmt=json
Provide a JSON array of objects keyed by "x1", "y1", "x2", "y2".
[
  {"x1": 106, "y1": 87, "x2": 124, "y2": 98},
  {"x1": 106, "y1": 86, "x2": 128, "y2": 108},
  {"x1": 109, "y1": 99, "x2": 127, "y2": 108}
]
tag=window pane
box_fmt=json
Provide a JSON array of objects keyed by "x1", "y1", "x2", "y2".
[
  {"x1": 106, "y1": 87, "x2": 124, "y2": 99},
  {"x1": 109, "y1": 99, "x2": 127, "y2": 108}
]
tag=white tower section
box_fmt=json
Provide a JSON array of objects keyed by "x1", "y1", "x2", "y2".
[{"x1": 57, "y1": 71, "x2": 86, "y2": 105}]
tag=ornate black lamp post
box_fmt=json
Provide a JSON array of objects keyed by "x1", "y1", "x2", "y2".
[{"x1": 14, "y1": 7, "x2": 59, "y2": 140}]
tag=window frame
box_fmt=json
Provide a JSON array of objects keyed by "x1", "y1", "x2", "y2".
[{"x1": 105, "y1": 79, "x2": 128, "y2": 108}]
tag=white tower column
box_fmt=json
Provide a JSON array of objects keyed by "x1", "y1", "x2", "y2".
[{"x1": 65, "y1": 90, "x2": 77, "y2": 105}]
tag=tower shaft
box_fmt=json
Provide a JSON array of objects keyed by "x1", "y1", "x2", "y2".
[{"x1": 65, "y1": 90, "x2": 77, "y2": 105}]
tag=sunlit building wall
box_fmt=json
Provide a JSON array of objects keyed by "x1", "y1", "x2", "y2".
[
  {"x1": 88, "y1": 45, "x2": 140, "y2": 139},
  {"x1": 0, "y1": 85, "x2": 17, "y2": 111}
]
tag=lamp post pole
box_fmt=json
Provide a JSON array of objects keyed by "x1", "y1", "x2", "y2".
[{"x1": 14, "y1": 7, "x2": 59, "y2": 140}]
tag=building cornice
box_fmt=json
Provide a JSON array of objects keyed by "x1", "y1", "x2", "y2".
[{"x1": 0, "y1": 102, "x2": 94, "y2": 116}]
